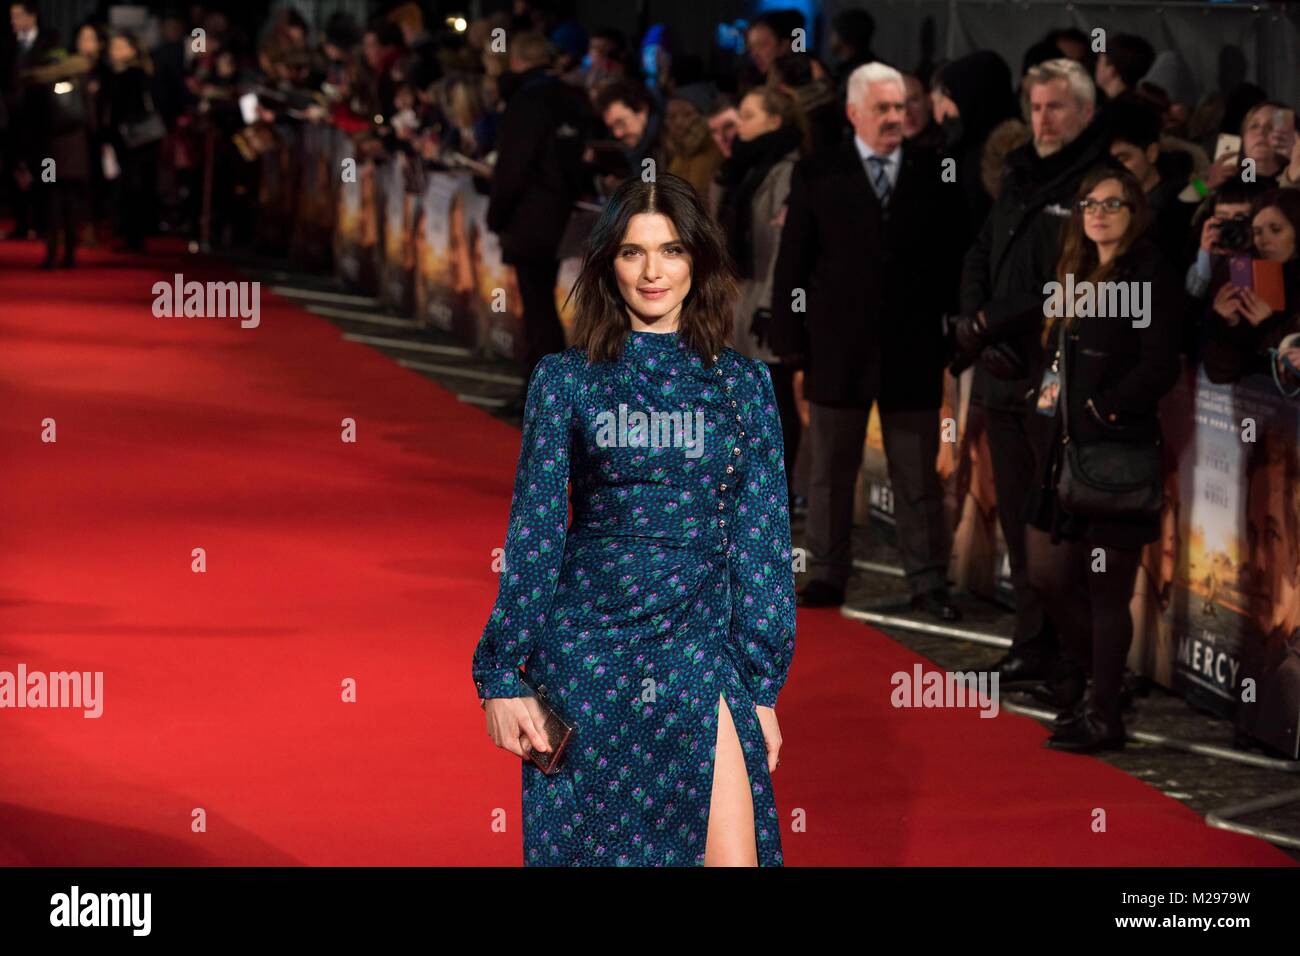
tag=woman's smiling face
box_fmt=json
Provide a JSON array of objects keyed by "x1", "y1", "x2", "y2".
[{"x1": 614, "y1": 212, "x2": 693, "y2": 329}]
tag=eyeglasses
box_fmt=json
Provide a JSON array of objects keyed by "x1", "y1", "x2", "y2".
[{"x1": 1078, "y1": 197, "x2": 1133, "y2": 215}]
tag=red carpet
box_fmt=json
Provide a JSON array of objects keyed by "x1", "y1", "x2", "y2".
[{"x1": 0, "y1": 238, "x2": 1291, "y2": 866}]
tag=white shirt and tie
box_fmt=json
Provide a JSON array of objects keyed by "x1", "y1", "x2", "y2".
[
  {"x1": 853, "y1": 134, "x2": 901, "y2": 207},
  {"x1": 17, "y1": 28, "x2": 38, "y2": 52}
]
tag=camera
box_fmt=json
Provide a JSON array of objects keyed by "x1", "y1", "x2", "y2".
[{"x1": 1217, "y1": 214, "x2": 1253, "y2": 253}]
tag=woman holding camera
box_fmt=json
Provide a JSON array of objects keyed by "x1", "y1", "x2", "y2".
[
  {"x1": 1024, "y1": 164, "x2": 1183, "y2": 753},
  {"x1": 1202, "y1": 189, "x2": 1300, "y2": 393}
]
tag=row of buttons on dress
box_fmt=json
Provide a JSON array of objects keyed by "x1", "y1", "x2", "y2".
[{"x1": 713, "y1": 354, "x2": 744, "y2": 551}]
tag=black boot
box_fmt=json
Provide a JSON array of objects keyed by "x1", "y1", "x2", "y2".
[
  {"x1": 1029, "y1": 661, "x2": 1087, "y2": 709},
  {"x1": 1045, "y1": 698, "x2": 1125, "y2": 753},
  {"x1": 992, "y1": 642, "x2": 1058, "y2": 686}
]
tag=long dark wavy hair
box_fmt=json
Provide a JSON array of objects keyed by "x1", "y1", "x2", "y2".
[
  {"x1": 565, "y1": 173, "x2": 738, "y2": 368},
  {"x1": 1043, "y1": 162, "x2": 1148, "y2": 347}
]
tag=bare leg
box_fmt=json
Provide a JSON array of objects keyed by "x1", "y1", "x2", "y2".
[{"x1": 703, "y1": 691, "x2": 758, "y2": 866}]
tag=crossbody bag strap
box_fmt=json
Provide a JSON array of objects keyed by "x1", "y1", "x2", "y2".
[{"x1": 1056, "y1": 322, "x2": 1071, "y2": 442}]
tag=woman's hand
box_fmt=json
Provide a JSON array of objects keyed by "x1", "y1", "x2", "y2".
[
  {"x1": 755, "y1": 705, "x2": 783, "y2": 774},
  {"x1": 1205, "y1": 154, "x2": 1238, "y2": 190},
  {"x1": 483, "y1": 697, "x2": 552, "y2": 759},
  {"x1": 1212, "y1": 282, "x2": 1243, "y2": 325},
  {"x1": 1238, "y1": 287, "x2": 1273, "y2": 326}
]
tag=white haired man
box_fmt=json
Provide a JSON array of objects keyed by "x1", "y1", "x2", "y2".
[
  {"x1": 949, "y1": 58, "x2": 1111, "y2": 696},
  {"x1": 770, "y1": 62, "x2": 967, "y2": 620}
]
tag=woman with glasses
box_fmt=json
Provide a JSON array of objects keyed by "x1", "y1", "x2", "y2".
[{"x1": 1023, "y1": 163, "x2": 1184, "y2": 752}]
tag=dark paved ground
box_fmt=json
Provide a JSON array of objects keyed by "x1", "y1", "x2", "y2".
[{"x1": 244, "y1": 261, "x2": 1300, "y2": 862}]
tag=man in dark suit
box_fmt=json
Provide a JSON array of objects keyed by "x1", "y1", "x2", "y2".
[
  {"x1": 3, "y1": 0, "x2": 57, "y2": 239},
  {"x1": 487, "y1": 30, "x2": 593, "y2": 415},
  {"x1": 770, "y1": 62, "x2": 965, "y2": 620}
]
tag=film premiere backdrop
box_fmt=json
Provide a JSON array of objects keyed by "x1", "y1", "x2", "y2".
[{"x1": 242, "y1": 0, "x2": 1298, "y2": 761}]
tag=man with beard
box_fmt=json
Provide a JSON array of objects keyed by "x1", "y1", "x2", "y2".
[{"x1": 949, "y1": 58, "x2": 1111, "y2": 690}]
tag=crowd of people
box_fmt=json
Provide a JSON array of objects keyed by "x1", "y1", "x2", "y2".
[{"x1": 4, "y1": 2, "x2": 1300, "y2": 753}]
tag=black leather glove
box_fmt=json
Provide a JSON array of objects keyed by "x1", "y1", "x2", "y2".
[
  {"x1": 979, "y1": 342, "x2": 1027, "y2": 380},
  {"x1": 945, "y1": 312, "x2": 987, "y2": 375}
]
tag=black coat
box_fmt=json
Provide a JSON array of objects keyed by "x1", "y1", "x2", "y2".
[
  {"x1": 960, "y1": 115, "x2": 1112, "y2": 411},
  {"x1": 486, "y1": 66, "x2": 593, "y2": 264},
  {"x1": 1027, "y1": 239, "x2": 1185, "y2": 548},
  {"x1": 101, "y1": 65, "x2": 153, "y2": 150},
  {"x1": 770, "y1": 137, "x2": 965, "y2": 409}
]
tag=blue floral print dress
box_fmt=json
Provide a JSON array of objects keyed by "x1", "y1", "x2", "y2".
[{"x1": 472, "y1": 328, "x2": 797, "y2": 866}]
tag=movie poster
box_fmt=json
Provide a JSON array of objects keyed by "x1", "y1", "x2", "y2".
[
  {"x1": 415, "y1": 172, "x2": 480, "y2": 346},
  {"x1": 379, "y1": 156, "x2": 418, "y2": 316},
  {"x1": 466, "y1": 188, "x2": 521, "y2": 362},
  {"x1": 1171, "y1": 369, "x2": 1300, "y2": 757},
  {"x1": 333, "y1": 135, "x2": 364, "y2": 287},
  {"x1": 290, "y1": 123, "x2": 337, "y2": 271},
  {"x1": 1225, "y1": 374, "x2": 1300, "y2": 757}
]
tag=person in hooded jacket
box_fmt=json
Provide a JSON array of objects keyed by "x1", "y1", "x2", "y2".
[{"x1": 929, "y1": 50, "x2": 1019, "y2": 234}]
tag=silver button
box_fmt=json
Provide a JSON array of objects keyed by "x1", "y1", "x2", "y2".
[
  {"x1": 726, "y1": 465, "x2": 734, "y2": 474},
  {"x1": 730, "y1": 400, "x2": 737, "y2": 407},
  {"x1": 738, "y1": 431, "x2": 745, "y2": 439},
  {"x1": 719, "y1": 519, "x2": 726, "y2": 527},
  {"x1": 719, "y1": 483, "x2": 727, "y2": 491},
  {"x1": 718, "y1": 501, "x2": 726, "y2": 510},
  {"x1": 732, "y1": 447, "x2": 741, "y2": 456}
]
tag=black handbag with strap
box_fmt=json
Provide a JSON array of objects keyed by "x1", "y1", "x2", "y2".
[
  {"x1": 1053, "y1": 324, "x2": 1163, "y2": 519},
  {"x1": 118, "y1": 88, "x2": 165, "y2": 149}
]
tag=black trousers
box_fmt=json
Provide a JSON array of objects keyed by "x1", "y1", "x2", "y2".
[
  {"x1": 805, "y1": 400, "x2": 949, "y2": 596},
  {"x1": 513, "y1": 257, "x2": 566, "y2": 389},
  {"x1": 765, "y1": 361, "x2": 802, "y2": 501},
  {"x1": 984, "y1": 405, "x2": 1057, "y2": 651},
  {"x1": 1025, "y1": 527, "x2": 1142, "y2": 720},
  {"x1": 43, "y1": 179, "x2": 86, "y2": 262},
  {"x1": 116, "y1": 145, "x2": 157, "y2": 250}
]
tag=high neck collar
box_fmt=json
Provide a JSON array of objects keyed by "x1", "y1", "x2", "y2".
[{"x1": 629, "y1": 328, "x2": 680, "y2": 347}]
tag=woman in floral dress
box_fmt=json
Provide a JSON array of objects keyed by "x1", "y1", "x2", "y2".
[{"x1": 472, "y1": 173, "x2": 797, "y2": 866}]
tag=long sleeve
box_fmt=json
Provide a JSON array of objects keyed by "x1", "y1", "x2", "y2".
[
  {"x1": 1093, "y1": 260, "x2": 1185, "y2": 419},
  {"x1": 728, "y1": 360, "x2": 797, "y2": 707},
  {"x1": 471, "y1": 353, "x2": 573, "y2": 700}
]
